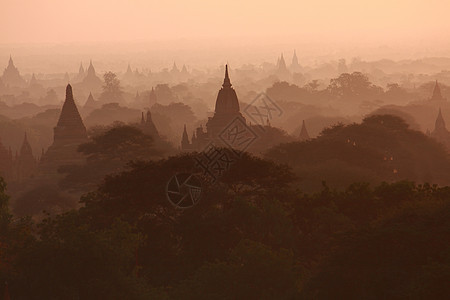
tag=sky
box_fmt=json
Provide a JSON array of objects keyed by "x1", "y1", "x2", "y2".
[
  {"x1": 2, "y1": 0, "x2": 450, "y2": 72},
  {"x1": 2, "y1": 0, "x2": 450, "y2": 44}
]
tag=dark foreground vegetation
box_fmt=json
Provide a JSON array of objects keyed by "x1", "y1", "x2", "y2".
[{"x1": 1, "y1": 149, "x2": 450, "y2": 299}]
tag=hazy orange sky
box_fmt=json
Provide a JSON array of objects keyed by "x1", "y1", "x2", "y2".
[{"x1": 2, "y1": 0, "x2": 450, "y2": 44}]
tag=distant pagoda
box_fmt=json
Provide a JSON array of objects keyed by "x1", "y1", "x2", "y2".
[
  {"x1": 276, "y1": 53, "x2": 290, "y2": 80},
  {"x1": 430, "y1": 80, "x2": 446, "y2": 102},
  {"x1": 140, "y1": 110, "x2": 159, "y2": 138},
  {"x1": 299, "y1": 120, "x2": 310, "y2": 141},
  {"x1": 290, "y1": 50, "x2": 301, "y2": 73},
  {"x1": 75, "y1": 62, "x2": 85, "y2": 82},
  {"x1": 2, "y1": 56, "x2": 26, "y2": 87},
  {"x1": 83, "y1": 92, "x2": 98, "y2": 114},
  {"x1": 81, "y1": 60, "x2": 102, "y2": 91},
  {"x1": 431, "y1": 108, "x2": 450, "y2": 151},
  {"x1": 15, "y1": 133, "x2": 37, "y2": 182}
]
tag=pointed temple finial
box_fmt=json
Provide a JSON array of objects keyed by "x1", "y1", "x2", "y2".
[
  {"x1": 66, "y1": 84, "x2": 73, "y2": 101},
  {"x1": 54, "y1": 84, "x2": 87, "y2": 142},
  {"x1": 181, "y1": 124, "x2": 190, "y2": 149},
  {"x1": 299, "y1": 120, "x2": 310, "y2": 141},
  {"x1": 435, "y1": 107, "x2": 446, "y2": 131},
  {"x1": 431, "y1": 80, "x2": 445, "y2": 101},
  {"x1": 223, "y1": 64, "x2": 231, "y2": 88}
]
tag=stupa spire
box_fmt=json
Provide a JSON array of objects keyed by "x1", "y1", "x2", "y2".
[
  {"x1": 20, "y1": 132, "x2": 33, "y2": 156},
  {"x1": 435, "y1": 108, "x2": 446, "y2": 131},
  {"x1": 223, "y1": 64, "x2": 231, "y2": 88},
  {"x1": 299, "y1": 120, "x2": 310, "y2": 141},
  {"x1": 53, "y1": 84, "x2": 87, "y2": 143}
]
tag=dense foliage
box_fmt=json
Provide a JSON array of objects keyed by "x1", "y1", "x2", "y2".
[
  {"x1": 59, "y1": 124, "x2": 172, "y2": 193},
  {"x1": 266, "y1": 114, "x2": 450, "y2": 191},
  {"x1": 2, "y1": 149, "x2": 449, "y2": 299}
]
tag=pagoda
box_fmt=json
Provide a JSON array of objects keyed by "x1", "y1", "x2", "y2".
[
  {"x1": 431, "y1": 108, "x2": 450, "y2": 150},
  {"x1": 299, "y1": 120, "x2": 310, "y2": 141},
  {"x1": 182, "y1": 65, "x2": 246, "y2": 150},
  {"x1": 81, "y1": 60, "x2": 102, "y2": 91},
  {"x1": 430, "y1": 80, "x2": 446, "y2": 102},
  {"x1": 15, "y1": 133, "x2": 37, "y2": 182},
  {"x1": 39, "y1": 84, "x2": 88, "y2": 175},
  {"x1": 2, "y1": 56, "x2": 26, "y2": 87},
  {"x1": 290, "y1": 50, "x2": 301, "y2": 73}
]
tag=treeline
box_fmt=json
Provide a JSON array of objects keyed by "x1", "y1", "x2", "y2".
[
  {"x1": 1, "y1": 150, "x2": 449, "y2": 299},
  {"x1": 267, "y1": 115, "x2": 450, "y2": 191}
]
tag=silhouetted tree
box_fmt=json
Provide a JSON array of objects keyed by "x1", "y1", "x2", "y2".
[
  {"x1": 59, "y1": 125, "x2": 169, "y2": 192},
  {"x1": 328, "y1": 72, "x2": 382, "y2": 99},
  {"x1": 266, "y1": 114, "x2": 450, "y2": 191},
  {"x1": 99, "y1": 71, "x2": 124, "y2": 103}
]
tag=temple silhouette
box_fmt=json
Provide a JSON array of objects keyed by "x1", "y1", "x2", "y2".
[
  {"x1": 0, "y1": 133, "x2": 37, "y2": 183},
  {"x1": 2, "y1": 56, "x2": 26, "y2": 87},
  {"x1": 290, "y1": 50, "x2": 301, "y2": 73},
  {"x1": 181, "y1": 65, "x2": 246, "y2": 150},
  {"x1": 430, "y1": 108, "x2": 450, "y2": 151},
  {"x1": 140, "y1": 110, "x2": 159, "y2": 138},
  {"x1": 39, "y1": 84, "x2": 88, "y2": 175},
  {"x1": 80, "y1": 60, "x2": 102, "y2": 91},
  {"x1": 430, "y1": 80, "x2": 446, "y2": 102},
  {"x1": 299, "y1": 120, "x2": 310, "y2": 141}
]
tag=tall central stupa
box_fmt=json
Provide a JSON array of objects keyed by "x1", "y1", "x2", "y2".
[{"x1": 39, "y1": 84, "x2": 88, "y2": 175}]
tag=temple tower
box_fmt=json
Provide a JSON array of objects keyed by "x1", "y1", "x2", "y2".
[
  {"x1": 299, "y1": 120, "x2": 310, "y2": 141},
  {"x1": 53, "y1": 84, "x2": 88, "y2": 144},
  {"x1": 142, "y1": 110, "x2": 159, "y2": 138},
  {"x1": 39, "y1": 84, "x2": 88, "y2": 175},
  {"x1": 149, "y1": 87, "x2": 157, "y2": 105},
  {"x1": 15, "y1": 133, "x2": 37, "y2": 182},
  {"x1": 181, "y1": 124, "x2": 190, "y2": 150},
  {"x1": 290, "y1": 50, "x2": 301, "y2": 72},
  {"x1": 276, "y1": 53, "x2": 290, "y2": 80},
  {"x1": 75, "y1": 62, "x2": 85, "y2": 82},
  {"x1": 430, "y1": 80, "x2": 446, "y2": 102},
  {"x1": 81, "y1": 60, "x2": 102, "y2": 91},
  {"x1": 83, "y1": 92, "x2": 98, "y2": 114},
  {"x1": 431, "y1": 108, "x2": 450, "y2": 150},
  {"x1": 2, "y1": 56, "x2": 25, "y2": 87},
  {"x1": 205, "y1": 65, "x2": 246, "y2": 138}
]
